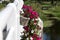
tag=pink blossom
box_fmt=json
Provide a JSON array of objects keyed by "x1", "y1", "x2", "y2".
[
  {"x1": 34, "y1": 20, "x2": 37, "y2": 25},
  {"x1": 23, "y1": 5, "x2": 33, "y2": 13},
  {"x1": 31, "y1": 11, "x2": 39, "y2": 18},
  {"x1": 32, "y1": 34, "x2": 41, "y2": 40},
  {"x1": 34, "y1": 20, "x2": 37, "y2": 23},
  {"x1": 29, "y1": 15, "x2": 34, "y2": 19},
  {"x1": 22, "y1": 5, "x2": 39, "y2": 19},
  {"x1": 29, "y1": 11, "x2": 39, "y2": 19},
  {"x1": 23, "y1": 26, "x2": 29, "y2": 32},
  {"x1": 36, "y1": 36, "x2": 41, "y2": 40},
  {"x1": 23, "y1": 5, "x2": 28, "y2": 9},
  {"x1": 23, "y1": 5, "x2": 32, "y2": 10},
  {"x1": 28, "y1": 8, "x2": 33, "y2": 14},
  {"x1": 32, "y1": 34, "x2": 37, "y2": 38}
]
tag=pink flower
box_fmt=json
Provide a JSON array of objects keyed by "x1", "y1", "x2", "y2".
[
  {"x1": 31, "y1": 11, "x2": 39, "y2": 18},
  {"x1": 29, "y1": 11, "x2": 39, "y2": 19},
  {"x1": 32, "y1": 34, "x2": 37, "y2": 38},
  {"x1": 28, "y1": 8, "x2": 33, "y2": 14},
  {"x1": 34, "y1": 20, "x2": 37, "y2": 23},
  {"x1": 23, "y1": 5, "x2": 28, "y2": 9},
  {"x1": 29, "y1": 15, "x2": 34, "y2": 19},
  {"x1": 28, "y1": 6, "x2": 33, "y2": 13},
  {"x1": 22, "y1": 5, "x2": 39, "y2": 19},
  {"x1": 34, "y1": 20, "x2": 37, "y2": 25},
  {"x1": 36, "y1": 36, "x2": 41, "y2": 40},
  {"x1": 28, "y1": 6, "x2": 32, "y2": 9},
  {"x1": 32, "y1": 34, "x2": 41, "y2": 40},
  {"x1": 23, "y1": 26, "x2": 29, "y2": 32},
  {"x1": 23, "y1": 5, "x2": 33, "y2": 11}
]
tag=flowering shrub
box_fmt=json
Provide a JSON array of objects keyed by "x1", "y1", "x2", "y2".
[
  {"x1": 22, "y1": 5, "x2": 38, "y2": 19},
  {"x1": 21, "y1": 5, "x2": 42, "y2": 40}
]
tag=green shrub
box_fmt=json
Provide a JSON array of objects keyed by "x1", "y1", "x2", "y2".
[{"x1": 2, "y1": 1, "x2": 9, "y2": 5}]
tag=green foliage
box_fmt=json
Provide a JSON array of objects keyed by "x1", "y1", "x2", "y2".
[
  {"x1": 10, "y1": 0, "x2": 14, "y2": 3},
  {"x1": 24, "y1": 1, "x2": 60, "y2": 28},
  {"x1": 0, "y1": 1, "x2": 9, "y2": 10},
  {"x1": 21, "y1": 35, "x2": 27, "y2": 40},
  {"x1": 2, "y1": 1, "x2": 9, "y2": 5},
  {"x1": 0, "y1": 3, "x2": 5, "y2": 10}
]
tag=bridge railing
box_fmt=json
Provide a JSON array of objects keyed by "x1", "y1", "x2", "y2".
[{"x1": 0, "y1": 0, "x2": 24, "y2": 40}]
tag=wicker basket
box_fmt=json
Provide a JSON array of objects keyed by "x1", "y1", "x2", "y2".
[{"x1": 20, "y1": 15, "x2": 30, "y2": 26}]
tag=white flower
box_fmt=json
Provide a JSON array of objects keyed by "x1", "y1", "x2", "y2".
[
  {"x1": 30, "y1": 37, "x2": 33, "y2": 40},
  {"x1": 25, "y1": 34, "x2": 27, "y2": 36},
  {"x1": 31, "y1": 30, "x2": 34, "y2": 33}
]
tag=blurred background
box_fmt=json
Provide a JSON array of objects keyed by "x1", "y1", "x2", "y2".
[{"x1": 0, "y1": 0, "x2": 60, "y2": 40}]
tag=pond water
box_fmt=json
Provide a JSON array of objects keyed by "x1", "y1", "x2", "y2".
[
  {"x1": 43, "y1": 33, "x2": 51, "y2": 40},
  {"x1": 43, "y1": 33, "x2": 60, "y2": 40}
]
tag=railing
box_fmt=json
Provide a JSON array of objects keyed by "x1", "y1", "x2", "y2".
[{"x1": 0, "y1": 0, "x2": 24, "y2": 40}]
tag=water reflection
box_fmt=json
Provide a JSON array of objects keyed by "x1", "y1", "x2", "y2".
[{"x1": 43, "y1": 33, "x2": 51, "y2": 40}]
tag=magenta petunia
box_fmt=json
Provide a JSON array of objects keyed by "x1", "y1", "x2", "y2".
[
  {"x1": 27, "y1": 6, "x2": 32, "y2": 9},
  {"x1": 28, "y1": 8, "x2": 33, "y2": 14},
  {"x1": 34, "y1": 20, "x2": 37, "y2": 25},
  {"x1": 23, "y1": 26, "x2": 29, "y2": 32},
  {"x1": 29, "y1": 15, "x2": 34, "y2": 19},
  {"x1": 23, "y1": 5, "x2": 28, "y2": 9},
  {"x1": 32, "y1": 34, "x2": 41, "y2": 40},
  {"x1": 23, "y1": 5, "x2": 32, "y2": 10},
  {"x1": 29, "y1": 11, "x2": 39, "y2": 19},
  {"x1": 32, "y1": 34, "x2": 37, "y2": 38},
  {"x1": 36, "y1": 36, "x2": 41, "y2": 40},
  {"x1": 31, "y1": 11, "x2": 39, "y2": 18}
]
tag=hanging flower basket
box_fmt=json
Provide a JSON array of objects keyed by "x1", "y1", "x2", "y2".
[
  {"x1": 20, "y1": 15, "x2": 30, "y2": 26},
  {"x1": 20, "y1": 5, "x2": 43, "y2": 40}
]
